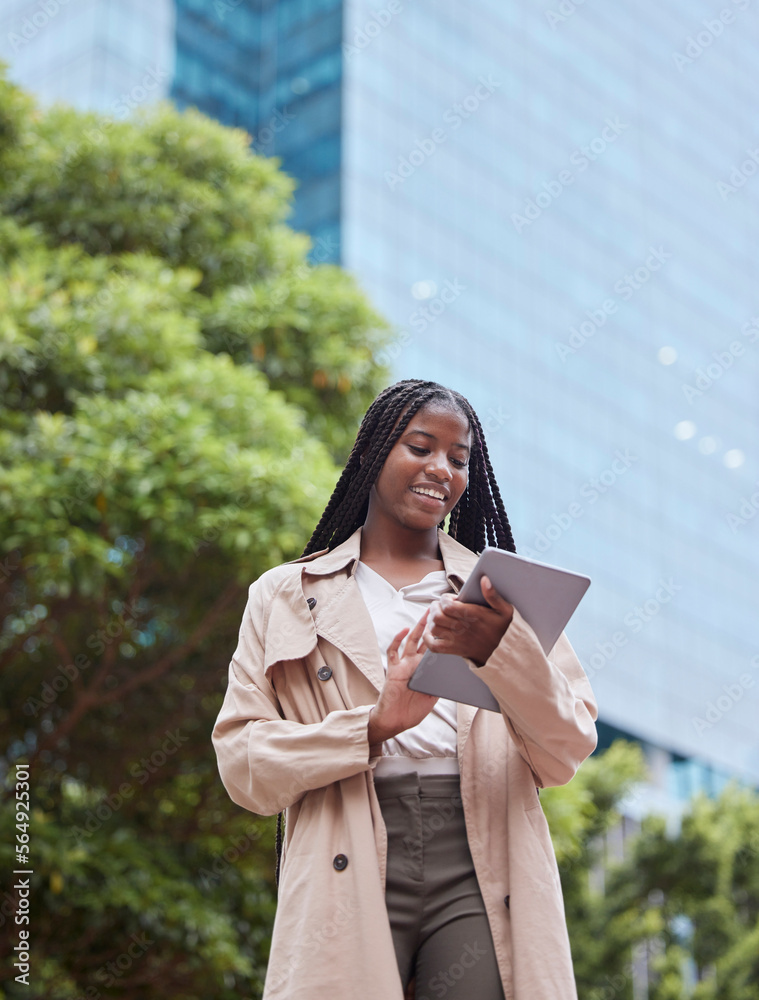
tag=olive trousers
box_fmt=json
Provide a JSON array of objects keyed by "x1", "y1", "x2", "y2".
[{"x1": 375, "y1": 772, "x2": 505, "y2": 1000}]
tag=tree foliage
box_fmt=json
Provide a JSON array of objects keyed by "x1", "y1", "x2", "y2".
[
  {"x1": 542, "y1": 743, "x2": 759, "y2": 999},
  {"x1": 0, "y1": 66, "x2": 389, "y2": 999}
]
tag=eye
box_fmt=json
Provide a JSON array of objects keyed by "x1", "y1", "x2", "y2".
[{"x1": 409, "y1": 445, "x2": 467, "y2": 468}]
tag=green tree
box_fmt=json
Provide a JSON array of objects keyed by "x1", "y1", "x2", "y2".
[
  {"x1": 542, "y1": 745, "x2": 759, "y2": 1000},
  {"x1": 0, "y1": 67, "x2": 389, "y2": 999},
  {"x1": 609, "y1": 785, "x2": 759, "y2": 1000},
  {"x1": 542, "y1": 739, "x2": 654, "y2": 998}
]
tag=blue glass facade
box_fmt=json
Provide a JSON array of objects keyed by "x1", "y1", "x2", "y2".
[
  {"x1": 342, "y1": 0, "x2": 759, "y2": 788},
  {"x1": 170, "y1": 0, "x2": 343, "y2": 256}
]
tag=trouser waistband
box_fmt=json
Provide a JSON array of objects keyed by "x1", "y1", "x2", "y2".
[
  {"x1": 372, "y1": 755, "x2": 460, "y2": 778},
  {"x1": 373, "y1": 771, "x2": 462, "y2": 802}
]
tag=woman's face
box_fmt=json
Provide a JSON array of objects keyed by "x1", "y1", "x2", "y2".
[{"x1": 367, "y1": 402, "x2": 472, "y2": 534}]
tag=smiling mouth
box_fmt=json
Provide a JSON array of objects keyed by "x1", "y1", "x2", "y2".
[{"x1": 410, "y1": 486, "x2": 447, "y2": 501}]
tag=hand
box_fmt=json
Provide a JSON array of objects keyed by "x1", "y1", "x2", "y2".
[
  {"x1": 423, "y1": 575, "x2": 514, "y2": 667},
  {"x1": 367, "y1": 610, "x2": 437, "y2": 751}
]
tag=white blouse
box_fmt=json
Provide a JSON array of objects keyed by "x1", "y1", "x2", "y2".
[{"x1": 354, "y1": 561, "x2": 458, "y2": 772}]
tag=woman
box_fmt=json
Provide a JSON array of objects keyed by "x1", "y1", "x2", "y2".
[{"x1": 212, "y1": 379, "x2": 597, "y2": 1000}]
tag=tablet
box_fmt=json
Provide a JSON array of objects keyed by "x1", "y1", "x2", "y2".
[{"x1": 408, "y1": 547, "x2": 591, "y2": 711}]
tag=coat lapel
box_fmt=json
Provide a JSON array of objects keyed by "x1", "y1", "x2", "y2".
[
  {"x1": 292, "y1": 529, "x2": 385, "y2": 694},
  {"x1": 262, "y1": 572, "x2": 319, "y2": 674},
  {"x1": 313, "y1": 574, "x2": 386, "y2": 694}
]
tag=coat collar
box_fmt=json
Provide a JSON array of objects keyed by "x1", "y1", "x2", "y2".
[{"x1": 292, "y1": 526, "x2": 478, "y2": 593}]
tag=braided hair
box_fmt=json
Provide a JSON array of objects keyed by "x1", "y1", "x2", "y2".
[{"x1": 302, "y1": 379, "x2": 516, "y2": 556}]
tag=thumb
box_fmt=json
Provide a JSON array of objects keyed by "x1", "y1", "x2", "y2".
[{"x1": 480, "y1": 575, "x2": 512, "y2": 613}]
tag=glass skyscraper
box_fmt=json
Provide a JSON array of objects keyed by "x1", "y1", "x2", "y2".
[
  {"x1": 337, "y1": 0, "x2": 759, "y2": 802},
  {"x1": 2, "y1": 0, "x2": 757, "y2": 801}
]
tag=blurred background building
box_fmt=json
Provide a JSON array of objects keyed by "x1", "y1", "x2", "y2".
[{"x1": 3, "y1": 0, "x2": 757, "y2": 813}]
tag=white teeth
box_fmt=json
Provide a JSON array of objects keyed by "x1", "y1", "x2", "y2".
[{"x1": 411, "y1": 487, "x2": 446, "y2": 500}]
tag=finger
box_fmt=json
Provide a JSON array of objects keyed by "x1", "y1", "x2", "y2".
[
  {"x1": 428, "y1": 597, "x2": 460, "y2": 621},
  {"x1": 405, "y1": 610, "x2": 429, "y2": 654},
  {"x1": 423, "y1": 619, "x2": 452, "y2": 644},
  {"x1": 425, "y1": 615, "x2": 462, "y2": 639},
  {"x1": 409, "y1": 608, "x2": 429, "y2": 639},
  {"x1": 422, "y1": 628, "x2": 442, "y2": 648},
  {"x1": 433, "y1": 594, "x2": 478, "y2": 621},
  {"x1": 406, "y1": 608, "x2": 430, "y2": 643},
  {"x1": 387, "y1": 627, "x2": 410, "y2": 660},
  {"x1": 428, "y1": 601, "x2": 470, "y2": 631}
]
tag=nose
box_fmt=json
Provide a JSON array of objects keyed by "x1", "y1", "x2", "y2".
[{"x1": 424, "y1": 449, "x2": 453, "y2": 481}]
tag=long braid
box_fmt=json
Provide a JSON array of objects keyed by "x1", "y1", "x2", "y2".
[
  {"x1": 453, "y1": 407, "x2": 516, "y2": 552},
  {"x1": 275, "y1": 812, "x2": 283, "y2": 888}
]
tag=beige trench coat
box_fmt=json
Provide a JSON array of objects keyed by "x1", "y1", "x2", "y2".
[{"x1": 212, "y1": 527, "x2": 598, "y2": 1000}]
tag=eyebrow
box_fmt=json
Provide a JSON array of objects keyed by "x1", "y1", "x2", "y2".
[{"x1": 404, "y1": 429, "x2": 471, "y2": 452}]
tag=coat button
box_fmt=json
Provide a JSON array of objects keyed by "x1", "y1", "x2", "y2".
[
  {"x1": 307, "y1": 597, "x2": 317, "y2": 610},
  {"x1": 333, "y1": 854, "x2": 348, "y2": 871},
  {"x1": 317, "y1": 665, "x2": 332, "y2": 681},
  {"x1": 504, "y1": 895, "x2": 510, "y2": 909}
]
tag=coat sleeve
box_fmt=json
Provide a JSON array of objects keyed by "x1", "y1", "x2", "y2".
[
  {"x1": 212, "y1": 577, "x2": 373, "y2": 816},
  {"x1": 472, "y1": 609, "x2": 598, "y2": 788}
]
